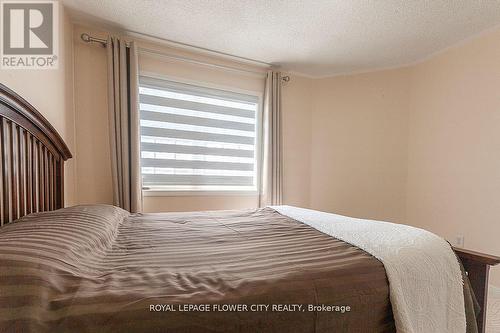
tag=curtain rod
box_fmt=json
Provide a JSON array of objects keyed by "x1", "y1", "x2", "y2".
[
  {"x1": 80, "y1": 33, "x2": 107, "y2": 46},
  {"x1": 80, "y1": 33, "x2": 290, "y2": 81}
]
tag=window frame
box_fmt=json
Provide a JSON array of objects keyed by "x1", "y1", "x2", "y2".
[{"x1": 139, "y1": 71, "x2": 264, "y2": 197}]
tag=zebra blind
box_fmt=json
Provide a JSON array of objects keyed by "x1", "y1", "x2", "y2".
[{"x1": 139, "y1": 76, "x2": 260, "y2": 191}]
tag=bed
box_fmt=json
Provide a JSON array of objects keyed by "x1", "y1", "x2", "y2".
[{"x1": 0, "y1": 83, "x2": 499, "y2": 333}]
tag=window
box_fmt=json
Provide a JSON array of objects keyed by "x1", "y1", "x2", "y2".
[{"x1": 139, "y1": 76, "x2": 261, "y2": 192}]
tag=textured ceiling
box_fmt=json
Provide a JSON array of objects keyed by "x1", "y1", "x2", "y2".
[{"x1": 63, "y1": 0, "x2": 500, "y2": 77}]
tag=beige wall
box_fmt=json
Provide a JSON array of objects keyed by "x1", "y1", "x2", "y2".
[
  {"x1": 309, "y1": 69, "x2": 410, "y2": 223},
  {"x1": 0, "y1": 3, "x2": 76, "y2": 206},
  {"x1": 143, "y1": 195, "x2": 258, "y2": 213},
  {"x1": 306, "y1": 28, "x2": 500, "y2": 285},
  {"x1": 406, "y1": 28, "x2": 500, "y2": 285},
  {"x1": 72, "y1": 26, "x2": 113, "y2": 205},
  {"x1": 282, "y1": 75, "x2": 314, "y2": 207}
]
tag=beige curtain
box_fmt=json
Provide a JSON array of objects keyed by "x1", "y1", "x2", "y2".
[
  {"x1": 107, "y1": 36, "x2": 142, "y2": 212},
  {"x1": 259, "y1": 71, "x2": 283, "y2": 207}
]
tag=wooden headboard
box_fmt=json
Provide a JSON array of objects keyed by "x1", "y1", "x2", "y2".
[{"x1": 0, "y1": 84, "x2": 71, "y2": 226}]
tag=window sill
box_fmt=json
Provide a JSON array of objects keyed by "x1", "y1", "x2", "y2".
[{"x1": 143, "y1": 189, "x2": 259, "y2": 197}]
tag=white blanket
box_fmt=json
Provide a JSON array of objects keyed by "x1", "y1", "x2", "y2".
[{"x1": 271, "y1": 205, "x2": 466, "y2": 333}]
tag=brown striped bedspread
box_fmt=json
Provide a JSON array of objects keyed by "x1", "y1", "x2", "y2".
[{"x1": 0, "y1": 205, "x2": 470, "y2": 332}]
